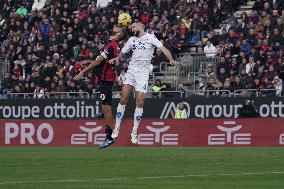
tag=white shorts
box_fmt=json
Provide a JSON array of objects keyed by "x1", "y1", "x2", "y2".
[{"x1": 123, "y1": 70, "x2": 149, "y2": 93}]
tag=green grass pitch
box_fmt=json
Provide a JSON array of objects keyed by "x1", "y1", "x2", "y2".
[{"x1": 0, "y1": 147, "x2": 284, "y2": 189}]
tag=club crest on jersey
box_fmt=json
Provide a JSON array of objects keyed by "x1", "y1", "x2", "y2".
[{"x1": 132, "y1": 41, "x2": 146, "y2": 50}]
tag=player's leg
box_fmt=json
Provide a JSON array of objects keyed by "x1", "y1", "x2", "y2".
[
  {"x1": 131, "y1": 73, "x2": 149, "y2": 144},
  {"x1": 101, "y1": 105, "x2": 113, "y2": 136},
  {"x1": 111, "y1": 84, "x2": 133, "y2": 138},
  {"x1": 131, "y1": 91, "x2": 146, "y2": 144},
  {"x1": 98, "y1": 82, "x2": 115, "y2": 149},
  {"x1": 111, "y1": 72, "x2": 135, "y2": 139}
]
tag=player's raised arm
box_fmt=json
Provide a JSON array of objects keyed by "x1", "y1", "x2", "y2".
[
  {"x1": 74, "y1": 43, "x2": 117, "y2": 80},
  {"x1": 149, "y1": 34, "x2": 178, "y2": 66},
  {"x1": 159, "y1": 46, "x2": 178, "y2": 66},
  {"x1": 73, "y1": 55, "x2": 105, "y2": 80},
  {"x1": 108, "y1": 52, "x2": 125, "y2": 64},
  {"x1": 109, "y1": 37, "x2": 133, "y2": 64}
]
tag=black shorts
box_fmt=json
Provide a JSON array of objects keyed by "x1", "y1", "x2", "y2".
[{"x1": 99, "y1": 81, "x2": 114, "y2": 106}]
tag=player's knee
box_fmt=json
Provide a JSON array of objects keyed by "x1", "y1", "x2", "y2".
[
  {"x1": 136, "y1": 99, "x2": 144, "y2": 108},
  {"x1": 102, "y1": 105, "x2": 111, "y2": 114},
  {"x1": 119, "y1": 95, "x2": 128, "y2": 105}
]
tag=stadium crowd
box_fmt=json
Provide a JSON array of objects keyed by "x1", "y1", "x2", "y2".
[
  {"x1": 194, "y1": 0, "x2": 284, "y2": 97},
  {"x1": 0, "y1": 0, "x2": 283, "y2": 98}
]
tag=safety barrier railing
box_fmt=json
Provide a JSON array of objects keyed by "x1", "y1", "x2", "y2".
[
  {"x1": 145, "y1": 91, "x2": 187, "y2": 98},
  {"x1": 154, "y1": 62, "x2": 178, "y2": 87},
  {"x1": 47, "y1": 92, "x2": 90, "y2": 99},
  {"x1": 4, "y1": 93, "x2": 35, "y2": 99},
  {"x1": 2, "y1": 89, "x2": 279, "y2": 99},
  {"x1": 150, "y1": 54, "x2": 220, "y2": 90},
  {"x1": 5, "y1": 92, "x2": 91, "y2": 99},
  {"x1": 234, "y1": 89, "x2": 258, "y2": 97},
  {"x1": 234, "y1": 89, "x2": 278, "y2": 97},
  {"x1": 177, "y1": 53, "x2": 220, "y2": 88},
  {"x1": 146, "y1": 90, "x2": 231, "y2": 98},
  {"x1": 187, "y1": 90, "x2": 232, "y2": 97},
  {"x1": 260, "y1": 89, "x2": 278, "y2": 96},
  {"x1": 91, "y1": 91, "x2": 103, "y2": 99}
]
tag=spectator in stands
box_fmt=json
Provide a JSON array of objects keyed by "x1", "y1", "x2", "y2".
[
  {"x1": 239, "y1": 68, "x2": 248, "y2": 86},
  {"x1": 255, "y1": 66, "x2": 265, "y2": 82},
  {"x1": 217, "y1": 56, "x2": 229, "y2": 74},
  {"x1": 1, "y1": 73, "x2": 11, "y2": 93},
  {"x1": 204, "y1": 40, "x2": 217, "y2": 57},
  {"x1": 246, "y1": 56, "x2": 256, "y2": 74},
  {"x1": 231, "y1": 76, "x2": 245, "y2": 96},
  {"x1": 265, "y1": 65, "x2": 278, "y2": 81},
  {"x1": 246, "y1": 28, "x2": 257, "y2": 46},
  {"x1": 24, "y1": 81, "x2": 35, "y2": 94},
  {"x1": 9, "y1": 85, "x2": 22, "y2": 98},
  {"x1": 67, "y1": 80, "x2": 79, "y2": 98},
  {"x1": 240, "y1": 39, "x2": 252, "y2": 56},
  {"x1": 217, "y1": 67, "x2": 228, "y2": 84},
  {"x1": 279, "y1": 60, "x2": 284, "y2": 80},
  {"x1": 262, "y1": 80, "x2": 276, "y2": 97},
  {"x1": 239, "y1": 58, "x2": 248, "y2": 74},
  {"x1": 265, "y1": 56, "x2": 277, "y2": 70},
  {"x1": 175, "y1": 102, "x2": 188, "y2": 119},
  {"x1": 221, "y1": 78, "x2": 232, "y2": 96},
  {"x1": 254, "y1": 77, "x2": 264, "y2": 92},
  {"x1": 204, "y1": 65, "x2": 217, "y2": 83},
  {"x1": 246, "y1": 71, "x2": 255, "y2": 88},
  {"x1": 152, "y1": 79, "x2": 168, "y2": 98},
  {"x1": 55, "y1": 80, "x2": 65, "y2": 93},
  {"x1": 205, "y1": 77, "x2": 222, "y2": 96},
  {"x1": 33, "y1": 84, "x2": 44, "y2": 99},
  {"x1": 16, "y1": 4, "x2": 28, "y2": 17},
  {"x1": 176, "y1": 83, "x2": 187, "y2": 98},
  {"x1": 1, "y1": 0, "x2": 280, "y2": 98},
  {"x1": 273, "y1": 76, "x2": 283, "y2": 97}
]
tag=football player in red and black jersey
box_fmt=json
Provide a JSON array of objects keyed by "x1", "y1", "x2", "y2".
[{"x1": 74, "y1": 26, "x2": 125, "y2": 149}]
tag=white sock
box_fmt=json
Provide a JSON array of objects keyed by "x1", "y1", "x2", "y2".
[
  {"x1": 115, "y1": 103, "x2": 126, "y2": 128},
  {"x1": 133, "y1": 107, "x2": 143, "y2": 131}
]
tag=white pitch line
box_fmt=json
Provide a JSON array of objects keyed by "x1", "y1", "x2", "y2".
[{"x1": 0, "y1": 171, "x2": 283, "y2": 185}]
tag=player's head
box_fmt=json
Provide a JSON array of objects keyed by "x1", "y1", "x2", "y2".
[
  {"x1": 131, "y1": 22, "x2": 145, "y2": 37},
  {"x1": 112, "y1": 25, "x2": 125, "y2": 41}
]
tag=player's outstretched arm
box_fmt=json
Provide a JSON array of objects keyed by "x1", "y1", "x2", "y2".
[
  {"x1": 109, "y1": 37, "x2": 133, "y2": 64},
  {"x1": 73, "y1": 56, "x2": 105, "y2": 80},
  {"x1": 109, "y1": 52, "x2": 125, "y2": 64},
  {"x1": 159, "y1": 46, "x2": 178, "y2": 66}
]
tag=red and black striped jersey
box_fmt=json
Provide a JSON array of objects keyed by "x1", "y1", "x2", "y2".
[{"x1": 98, "y1": 39, "x2": 119, "y2": 82}]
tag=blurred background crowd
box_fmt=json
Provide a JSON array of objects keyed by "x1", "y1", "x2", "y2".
[{"x1": 0, "y1": 0, "x2": 284, "y2": 98}]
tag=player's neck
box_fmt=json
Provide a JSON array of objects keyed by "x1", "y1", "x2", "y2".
[{"x1": 138, "y1": 31, "x2": 146, "y2": 38}]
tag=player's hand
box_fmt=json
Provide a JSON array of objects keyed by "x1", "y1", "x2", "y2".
[
  {"x1": 73, "y1": 72, "x2": 84, "y2": 80},
  {"x1": 81, "y1": 60, "x2": 88, "y2": 65},
  {"x1": 170, "y1": 60, "x2": 178, "y2": 66},
  {"x1": 109, "y1": 57, "x2": 119, "y2": 64}
]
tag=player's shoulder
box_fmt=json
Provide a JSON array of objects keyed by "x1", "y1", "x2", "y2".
[
  {"x1": 145, "y1": 33, "x2": 158, "y2": 40},
  {"x1": 127, "y1": 36, "x2": 136, "y2": 42},
  {"x1": 147, "y1": 32, "x2": 157, "y2": 37}
]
